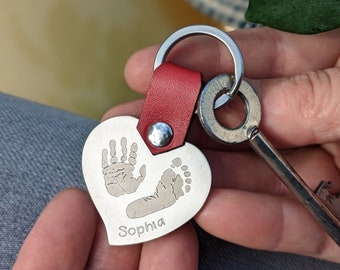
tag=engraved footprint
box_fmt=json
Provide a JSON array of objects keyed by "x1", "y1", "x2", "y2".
[{"x1": 126, "y1": 157, "x2": 191, "y2": 219}]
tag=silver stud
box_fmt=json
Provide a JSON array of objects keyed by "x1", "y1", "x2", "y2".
[{"x1": 147, "y1": 122, "x2": 173, "y2": 147}]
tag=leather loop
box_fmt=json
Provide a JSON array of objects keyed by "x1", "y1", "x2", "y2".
[{"x1": 137, "y1": 62, "x2": 202, "y2": 155}]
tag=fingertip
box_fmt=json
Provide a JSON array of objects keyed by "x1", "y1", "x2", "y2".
[
  {"x1": 194, "y1": 189, "x2": 282, "y2": 249},
  {"x1": 13, "y1": 188, "x2": 98, "y2": 270},
  {"x1": 124, "y1": 45, "x2": 159, "y2": 94}
]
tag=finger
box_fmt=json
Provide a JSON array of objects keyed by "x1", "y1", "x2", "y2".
[
  {"x1": 124, "y1": 27, "x2": 340, "y2": 94},
  {"x1": 103, "y1": 68, "x2": 340, "y2": 150},
  {"x1": 107, "y1": 67, "x2": 340, "y2": 149},
  {"x1": 13, "y1": 188, "x2": 98, "y2": 270},
  {"x1": 128, "y1": 142, "x2": 138, "y2": 166},
  {"x1": 121, "y1": 137, "x2": 128, "y2": 162},
  {"x1": 102, "y1": 149, "x2": 109, "y2": 168},
  {"x1": 109, "y1": 139, "x2": 118, "y2": 164},
  {"x1": 195, "y1": 189, "x2": 340, "y2": 263},
  {"x1": 101, "y1": 99, "x2": 144, "y2": 121},
  {"x1": 322, "y1": 142, "x2": 340, "y2": 169},
  {"x1": 86, "y1": 218, "x2": 141, "y2": 269},
  {"x1": 258, "y1": 66, "x2": 340, "y2": 146},
  {"x1": 206, "y1": 146, "x2": 340, "y2": 193},
  {"x1": 139, "y1": 223, "x2": 198, "y2": 270},
  {"x1": 191, "y1": 66, "x2": 340, "y2": 148},
  {"x1": 99, "y1": 100, "x2": 340, "y2": 193}
]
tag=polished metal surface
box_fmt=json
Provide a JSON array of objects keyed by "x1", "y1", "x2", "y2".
[
  {"x1": 83, "y1": 116, "x2": 211, "y2": 245},
  {"x1": 147, "y1": 122, "x2": 173, "y2": 147},
  {"x1": 154, "y1": 25, "x2": 244, "y2": 106},
  {"x1": 198, "y1": 74, "x2": 261, "y2": 144}
]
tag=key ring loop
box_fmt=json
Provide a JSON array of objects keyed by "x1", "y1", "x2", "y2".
[
  {"x1": 154, "y1": 25, "x2": 244, "y2": 105},
  {"x1": 198, "y1": 74, "x2": 261, "y2": 144}
]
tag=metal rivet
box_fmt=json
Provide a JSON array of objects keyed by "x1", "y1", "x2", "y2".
[{"x1": 147, "y1": 122, "x2": 173, "y2": 147}]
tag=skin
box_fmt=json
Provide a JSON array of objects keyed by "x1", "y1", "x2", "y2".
[{"x1": 13, "y1": 27, "x2": 340, "y2": 268}]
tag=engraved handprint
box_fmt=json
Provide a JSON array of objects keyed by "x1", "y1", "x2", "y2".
[{"x1": 101, "y1": 137, "x2": 146, "y2": 197}]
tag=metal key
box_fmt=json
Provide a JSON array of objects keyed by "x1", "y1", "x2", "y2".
[{"x1": 198, "y1": 74, "x2": 340, "y2": 246}]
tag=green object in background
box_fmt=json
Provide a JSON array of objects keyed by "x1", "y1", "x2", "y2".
[{"x1": 245, "y1": 0, "x2": 340, "y2": 34}]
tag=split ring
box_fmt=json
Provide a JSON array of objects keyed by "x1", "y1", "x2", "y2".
[
  {"x1": 198, "y1": 74, "x2": 261, "y2": 144},
  {"x1": 153, "y1": 25, "x2": 244, "y2": 105}
]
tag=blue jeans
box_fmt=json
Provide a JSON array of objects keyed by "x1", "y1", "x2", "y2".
[{"x1": 0, "y1": 93, "x2": 339, "y2": 269}]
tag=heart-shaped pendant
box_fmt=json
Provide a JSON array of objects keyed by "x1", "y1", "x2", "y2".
[{"x1": 82, "y1": 116, "x2": 211, "y2": 245}]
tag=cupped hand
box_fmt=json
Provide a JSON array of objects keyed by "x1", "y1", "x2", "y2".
[
  {"x1": 13, "y1": 188, "x2": 198, "y2": 269},
  {"x1": 14, "y1": 27, "x2": 340, "y2": 269},
  {"x1": 103, "y1": 27, "x2": 340, "y2": 263}
]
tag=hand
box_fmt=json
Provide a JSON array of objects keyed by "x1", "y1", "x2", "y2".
[
  {"x1": 103, "y1": 27, "x2": 340, "y2": 263},
  {"x1": 102, "y1": 138, "x2": 146, "y2": 197},
  {"x1": 13, "y1": 188, "x2": 198, "y2": 269}
]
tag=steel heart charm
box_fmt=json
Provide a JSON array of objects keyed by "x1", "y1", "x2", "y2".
[{"x1": 82, "y1": 116, "x2": 211, "y2": 245}]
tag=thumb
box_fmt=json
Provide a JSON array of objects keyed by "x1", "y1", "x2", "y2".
[
  {"x1": 12, "y1": 188, "x2": 98, "y2": 270},
  {"x1": 257, "y1": 66, "x2": 340, "y2": 146}
]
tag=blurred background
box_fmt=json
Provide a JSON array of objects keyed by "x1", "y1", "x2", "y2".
[{"x1": 0, "y1": 0, "x2": 253, "y2": 119}]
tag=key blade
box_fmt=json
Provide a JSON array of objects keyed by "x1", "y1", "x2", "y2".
[
  {"x1": 315, "y1": 181, "x2": 340, "y2": 219},
  {"x1": 248, "y1": 127, "x2": 340, "y2": 246}
]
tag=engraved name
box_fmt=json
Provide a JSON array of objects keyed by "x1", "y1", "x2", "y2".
[{"x1": 118, "y1": 218, "x2": 166, "y2": 238}]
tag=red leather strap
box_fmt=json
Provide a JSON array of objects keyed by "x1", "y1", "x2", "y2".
[{"x1": 137, "y1": 62, "x2": 202, "y2": 155}]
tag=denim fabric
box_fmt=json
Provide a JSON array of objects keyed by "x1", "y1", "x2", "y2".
[
  {"x1": 195, "y1": 224, "x2": 340, "y2": 270},
  {"x1": 0, "y1": 93, "x2": 97, "y2": 269},
  {"x1": 0, "y1": 93, "x2": 339, "y2": 269}
]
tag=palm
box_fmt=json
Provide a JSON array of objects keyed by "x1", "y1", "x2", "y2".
[{"x1": 197, "y1": 143, "x2": 340, "y2": 255}]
